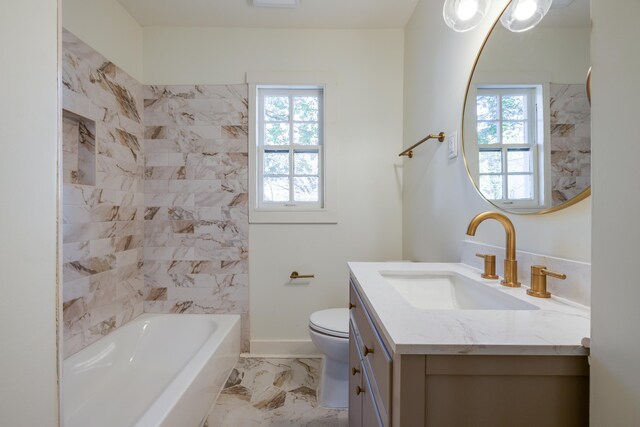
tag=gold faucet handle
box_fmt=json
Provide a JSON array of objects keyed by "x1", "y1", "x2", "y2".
[
  {"x1": 475, "y1": 253, "x2": 499, "y2": 280},
  {"x1": 528, "y1": 265, "x2": 566, "y2": 298},
  {"x1": 542, "y1": 268, "x2": 566, "y2": 280}
]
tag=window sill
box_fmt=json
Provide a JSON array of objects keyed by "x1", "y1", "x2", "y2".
[{"x1": 249, "y1": 208, "x2": 337, "y2": 224}]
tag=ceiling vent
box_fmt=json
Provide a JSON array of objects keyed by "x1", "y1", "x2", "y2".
[{"x1": 252, "y1": 0, "x2": 299, "y2": 8}]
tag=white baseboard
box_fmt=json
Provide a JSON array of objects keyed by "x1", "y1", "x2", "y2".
[{"x1": 248, "y1": 339, "x2": 321, "y2": 358}]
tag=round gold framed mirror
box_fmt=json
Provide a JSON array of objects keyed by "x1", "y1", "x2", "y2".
[{"x1": 462, "y1": 0, "x2": 591, "y2": 214}]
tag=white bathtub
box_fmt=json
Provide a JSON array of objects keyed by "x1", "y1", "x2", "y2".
[{"x1": 63, "y1": 314, "x2": 240, "y2": 427}]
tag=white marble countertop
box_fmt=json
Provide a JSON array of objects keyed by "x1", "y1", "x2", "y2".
[{"x1": 348, "y1": 262, "x2": 590, "y2": 356}]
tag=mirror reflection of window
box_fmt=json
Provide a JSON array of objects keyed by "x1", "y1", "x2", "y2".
[
  {"x1": 475, "y1": 86, "x2": 542, "y2": 208},
  {"x1": 462, "y1": 0, "x2": 591, "y2": 215}
]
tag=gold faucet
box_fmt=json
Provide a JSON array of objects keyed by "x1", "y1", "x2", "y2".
[
  {"x1": 528, "y1": 265, "x2": 566, "y2": 298},
  {"x1": 466, "y1": 212, "x2": 521, "y2": 288}
]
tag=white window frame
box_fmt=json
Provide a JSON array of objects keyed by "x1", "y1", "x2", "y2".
[
  {"x1": 247, "y1": 71, "x2": 338, "y2": 224},
  {"x1": 257, "y1": 87, "x2": 324, "y2": 210},
  {"x1": 475, "y1": 86, "x2": 540, "y2": 209}
]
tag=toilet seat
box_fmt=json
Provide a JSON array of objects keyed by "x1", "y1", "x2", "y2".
[{"x1": 309, "y1": 308, "x2": 349, "y2": 338}]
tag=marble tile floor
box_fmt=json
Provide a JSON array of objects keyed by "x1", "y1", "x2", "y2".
[{"x1": 206, "y1": 358, "x2": 348, "y2": 427}]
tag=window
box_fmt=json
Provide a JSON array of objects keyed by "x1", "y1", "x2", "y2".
[
  {"x1": 258, "y1": 87, "x2": 323, "y2": 209},
  {"x1": 475, "y1": 87, "x2": 539, "y2": 207},
  {"x1": 247, "y1": 72, "x2": 337, "y2": 224}
]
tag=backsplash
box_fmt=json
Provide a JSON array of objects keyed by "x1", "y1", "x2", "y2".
[
  {"x1": 549, "y1": 83, "x2": 591, "y2": 206},
  {"x1": 61, "y1": 30, "x2": 145, "y2": 358},
  {"x1": 143, "y1": 84, "x2": 250, "y2": 351},
  {"x1": 461, "y1": 240, "x2": 591, "y2": 306}
]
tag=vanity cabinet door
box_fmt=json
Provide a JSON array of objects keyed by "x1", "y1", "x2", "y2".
[
  {"x1": 350, "y1": 326, "x2": 384, "y2": 427},
  {"x1": 351, "y1": 280, "x2": 392, "y2": 420},
  {"x1": 349, "y1": 322, "x2": 363, "y2": 427},
  {"x1": 362, "y1": 378, "x2": 384, "y2": 427}
]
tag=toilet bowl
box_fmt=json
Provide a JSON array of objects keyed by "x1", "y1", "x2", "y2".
[{"x1": 308, "y1": 308, "x2": 349, "y2": 409}]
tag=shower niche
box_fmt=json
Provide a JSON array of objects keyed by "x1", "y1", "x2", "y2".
[{"x1": 62, "y1": 109, "x2": 96, "y2": 186}]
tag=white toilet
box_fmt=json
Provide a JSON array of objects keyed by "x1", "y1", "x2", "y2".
[{"x1": 308, "y1": 308, "x2": 350, "y2": 408}]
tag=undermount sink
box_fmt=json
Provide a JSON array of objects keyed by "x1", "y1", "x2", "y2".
[{"x1": 379, "y1": 271, "x2": 538, "y2": 311}]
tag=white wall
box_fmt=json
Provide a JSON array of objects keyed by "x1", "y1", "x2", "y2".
[
  {"x1": 478, "y1": 26, "x2": 590, "y2": 84},
  {"x1": 402, "y1": 0, "x2": 591, "y2": 263},
  {"x1": 144, "y1": 28, "x2": 405, "y2": 353},
  {"x1": 62, "y1": 0, "x2": 143, "y2": 82},
  {"x1": 590, "y1": 0, "x2": 640, "y2": 423},
  {"x1": 0, "y1": 0, "x2": 60, "y2": 425}
]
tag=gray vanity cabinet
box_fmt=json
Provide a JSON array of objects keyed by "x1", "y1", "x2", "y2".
[{"x1": 348, "y1": 278, "x2": 590, "y2": 427}]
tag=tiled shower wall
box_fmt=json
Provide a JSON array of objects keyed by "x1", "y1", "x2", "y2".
[
  {"x1": 549, "y1": 83, "x2": 591, "y2": 206},
  {"x1": 142, "y1": 85, "x2": 249, "y2": 351},
  {"x1": 61, "y1": 30, "x2": 145, "y2": 357},
  {"x1": 61, "y1": 31, "x2": 250, "y2": 356}
]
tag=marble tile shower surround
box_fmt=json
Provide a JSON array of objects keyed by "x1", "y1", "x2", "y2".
[
  {"x1": 61, "y1": 30, "x2": 145, "y2": 358},
  {"x1": 143, "y1": 84, "x2": 250, "y2": 352},
  {"x1": 461, "y1": 240, "x2": 591, "y2": 306},
  {"x1": 549, "y1": 83, "x2": 591, "y2": 206},
  {"x1": 61, "y1": 31, "x2": 250, "y2": 357}
]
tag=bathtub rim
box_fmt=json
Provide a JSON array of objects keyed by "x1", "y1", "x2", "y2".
[{"x1": 137, "y1": 313, "x2": 240, "y2": 427}]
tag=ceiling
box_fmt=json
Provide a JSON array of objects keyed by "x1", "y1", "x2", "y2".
[{"x1": 116, "y1": 0, "x2": 421, "y2": 28}]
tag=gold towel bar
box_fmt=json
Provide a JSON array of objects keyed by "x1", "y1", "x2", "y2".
[
  {"x1": 399, "y1": 132, "x2": 446, "y2": 158},
  {"x1": 290, "y1": 271, "x2": 315, "y2": 279}
]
